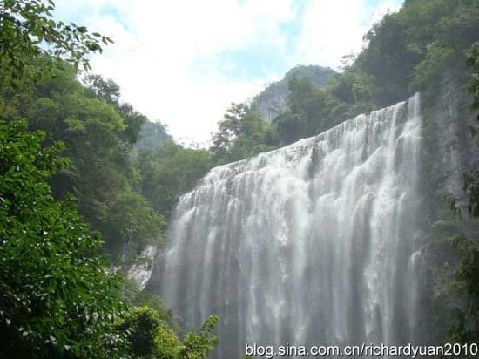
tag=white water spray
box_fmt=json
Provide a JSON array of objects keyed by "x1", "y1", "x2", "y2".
[{"x1": 155, "y1": 94, "x2": 423, "y2": 357}]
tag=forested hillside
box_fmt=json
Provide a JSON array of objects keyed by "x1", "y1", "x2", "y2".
[
  {"x1": 0, "y1": 1, "x2": 218, "y2": 357},
  {"x1": 211, "y1": 0, "x2": 479, "y2": 150},
  {"x1": 2, "y1": 0, "x2": 479, "y2": 357},
  {"x1": 252, "y1": 65, "x2": 336, "y2": 122}
]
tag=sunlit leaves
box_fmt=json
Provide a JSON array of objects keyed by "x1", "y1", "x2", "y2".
[{"x1": 0, "y1": 0, "x2": 112, "y2": 92}]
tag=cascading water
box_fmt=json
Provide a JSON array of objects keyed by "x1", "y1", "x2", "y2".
[{"x1": 152, "y1": 94, "x2": 425, "y2": 357}]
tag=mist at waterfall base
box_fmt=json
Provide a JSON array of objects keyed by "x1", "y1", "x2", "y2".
[{"x1": 150, "y1": 94, "x2": 431, "y2": 357}]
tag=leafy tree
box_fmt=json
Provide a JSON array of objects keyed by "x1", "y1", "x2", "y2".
[
  {"x1": 117, "y1": 307, "x2": 219, "y2": 359},
  {"x1": 273, "y1": 110, "x2": 307, "y2": 146},
  {"x1": 118, "y1": 103, "x2": 149, "y2": 145},
  {"x1": 252, "y1": 65, "x2": 336, "y2": 121},
  {"x1": 118, "y1": 307, "x2": 163, "y2": 357},
  {"x1": 8, "y1": 66, "x2": 157, "y2": 259},
  {"x1": 0, "y1": 120, "x2": 125, "y2": 358},
  {"x1": 211, "y1": 103, "x2": 278, "y2": 163},
  {"x1": 0, "y1": 2, "x2": 140, "y2": 258},
  {"x1": 84, "y1": 74, "x2": 147, "y2": 144},
  {"x1": 121, "y1": 280, "x2": 178, "y2": 331},
  {"x1": 138, "y1": 142, "x2": 214, "y2": 215},
  {"x1": 180, "y1": 314, "x2": 219, "y2": 359},
  {"x1": 272, "y1": 72, "x2": 375, "y2": 145},
  {"x1": 0, "y1": 2, "x2": 220, "y2": 358},
  {"x1": 27, "y1": 69, "x2": 130, "y2": 218},
  {"x1": 411, "y1": 41, "x2": 453, "y2": 94},
  {"x1": 0, "y1": 0, "x2": 112, "y2": 108},
  {"x1": 84, "y1": 74, "x2": 121, "y2": 105},
  {"x1": 264, "y1": 0, "x2": 479, "y2": 147},
  {"x1": 100, "y1": 189, "x2": 167, "y2": 260}
]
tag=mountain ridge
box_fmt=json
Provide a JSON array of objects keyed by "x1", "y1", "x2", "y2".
[{"x1": 252, "y1": 64, "x2": 337, "y2": 122}]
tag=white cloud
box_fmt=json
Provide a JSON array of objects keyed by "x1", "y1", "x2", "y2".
[
  {"x1": 293, "y1": 0, "x2": 402, "y2": 70},
  {"x1": 294, "y1": 1, "x2": 368, "y2": 69},
  {"x1": 371, "y1": 0, "x2": 403, "y2": 24},
  {"x1": 54, "y1": 0, "x2": 403, "y2": 144}
]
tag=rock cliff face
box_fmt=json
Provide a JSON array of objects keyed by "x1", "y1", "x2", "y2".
[
  {"x1": 412, "y1": 66, "x2": 479, "y2": 342},
  {"x1": 423, "y1": 68, "x2": 479, "y2": 212}
]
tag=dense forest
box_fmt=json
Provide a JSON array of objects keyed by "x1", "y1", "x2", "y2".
[
  {"x1": 1, "y1": 0, "x2": 479, "y2": 357},
  {"x1": 0, "y1": 1, "x2": 218, "y2": 357}
]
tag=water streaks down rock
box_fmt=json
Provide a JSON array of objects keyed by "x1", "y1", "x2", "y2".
[{"x1": 152, "y1": 94, "x2": 425, "y2": 357}]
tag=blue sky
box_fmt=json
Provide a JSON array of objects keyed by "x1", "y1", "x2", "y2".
[{"x1": 54, "y1": 0, "x2": 403, "y2": 145}]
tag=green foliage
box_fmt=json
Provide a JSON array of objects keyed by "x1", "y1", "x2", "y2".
[
  {"x1": 84, "y1": 74, "x2": 121, "y2": 105},
  {"x1": 466, "y1": 42, "x2": 479, "y2": 111},
  {"x1": 0, "y1": 1, "x2": 220, "y2": 358},
  {"x1": 357, "y1": 0, "x2": 475, "y2": 103},
  {"x1": 411, "y1": 41, "x2": 453, "y2": 93},
  {"x1": 1, "y1": 65, "x2": 161, "y2": 262},
  {"x1": 271, "y1": 69, "x2": 377, "y2": 145},
  {"x1": 431, "y1": 219, "x2": 479, "y2": 348},
  {"x1": 448, "y1": 236, "x2": 479, "y2": 343},
  {"x1": 0, "y1": 14, "x2": 205, "y2": 263},
  {"x1": 462, "y1": 41, "x2": 479, "y2": 228},
  {"x1": 211, "y1": 103, "x2": 278, "y2": 162},
  {"x1": 265, "y1": 0, "x2": 445, "y2": 144},
  {"x1": 181, "y1": 315, "x2": 219, "y2": 359},
  {"x1": 121, "y1": 279, "x2": 180, "y2": 335},
  {"x1": 83, "y1": 75, "x2": 148, "y2": 145},
  {"x1": 273, "y1": 8, "x2": 471, "y2": 143},
  {"x1": 328, "y1": 68, "x2": 377, "y2": 116},
  {"x1": 138, "y1": 142, "x2": 214, "y2": 215},
  {"x1": 118, "y1": 307, "x2": 219, "y2": 359},
  {"x1": 464, "y1": 171, "x2": 479, "y2": 218},
  {"x1": 0, "y1": 0, "x2": 112, "y2": 93},
  {"x1": 118, "y1": 103, "x2": 150, "y2": 145},
  {"x1": 101, "y1": 189, "x2": 167, "y2": 259},
  {"x1": 439, "y1": 31, "x2": 479, "y2": 348},
  {"x1": 133, "y1": 289, "x2": 177, "y2": 329},
  {"x1": 118, "y1": 307, "x2": 163, "y2": 357},
  {"x1": 7, "y1": 0, "x2": 479, "y2": 356},
  {"x1": 273, "y1": 110, "x2": 306, "y2": 146},
  {"x1": 252, "y1": 65, "x2": 336, "y2": 121},
  {"x1": 269, "y1": 0, "x2": 479, "y2": 146},
  {"x1": 272, "y1": 77, "x2": 316, "y2": 145},
  {"x1": 0, "y1": 120, "x2": 125, "y2": 357}
]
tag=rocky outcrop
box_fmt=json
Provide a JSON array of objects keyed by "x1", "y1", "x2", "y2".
[{"x1": 252, "y1": 65, "x2": 336, "y2": 122}]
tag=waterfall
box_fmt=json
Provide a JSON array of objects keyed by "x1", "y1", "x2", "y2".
[{"x1": 152, "y1": 94, "x2": 424, "y2": 357}]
